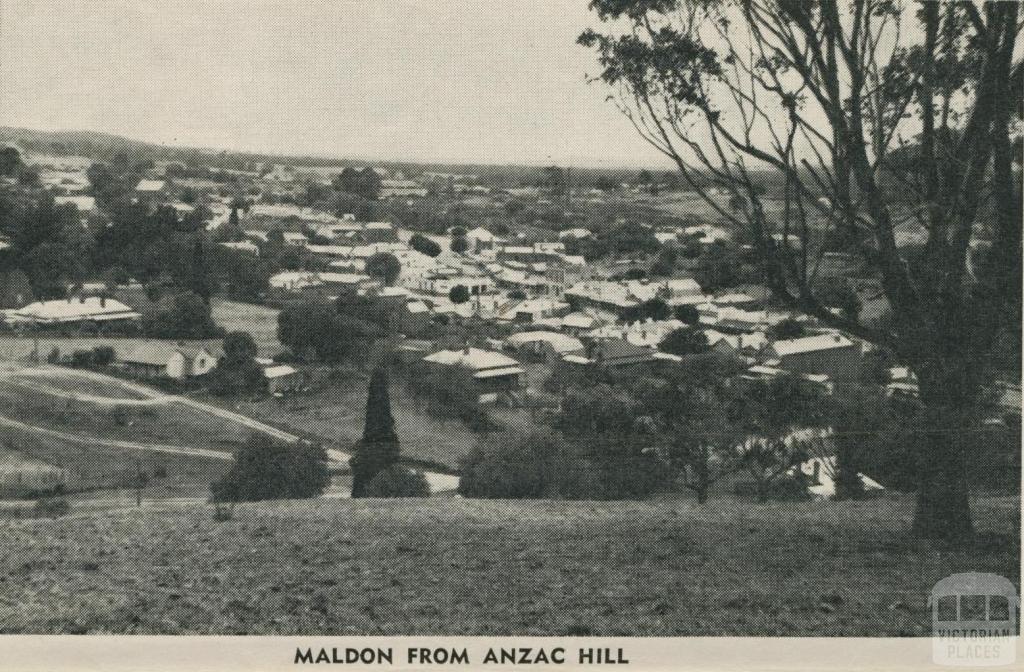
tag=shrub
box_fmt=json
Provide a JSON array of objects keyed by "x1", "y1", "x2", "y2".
[
  {"x1": 212, "y1": 502, "x2": 235, "y2": 522},
  {"x1": 458, "y1": 432, "x2": 604, "y2": 500},
  {"x1": 210, "y1": 435, "x2": 331, "y2": 502},
  {"x1": 406, "y1": 363, "x2": 488, "y2": 429},
  {"x1": 33, "y1": 497, "x2": 70, "y2": 518},
  {"x1": 46, "y1": 347, "x2": 61, "y2": 364},
  {"x1": 363, "y1": 466, "x2": 430, "y2": 498},
  {"x1": 409, "y1": 233, "x2": 441, "y2": 257},
  {"x1": 449, "y1": 284, "x2": 470, "y2": 304},
  {"x1": 69, "y1": 349, "x2": 94, "y2": 367},
  {"x1": 92, "y1": 345, "x2": 116, "y2": 366}
]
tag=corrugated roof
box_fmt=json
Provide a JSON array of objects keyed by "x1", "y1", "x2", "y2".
[
  {"x1": 122, "y1": 342, "x2": 214, "y2": 366},
  {"x1": 422, "y1": 347, "x2": 521, "y2": 371},
  {"x1": 505, "y1": 331, "x2": 584, "y2": 354},
  {"x1": 263, "y1": 365, "x2": 298, "y2": 379},
  {"x1": 772, "y1": 333, "x2": 855, "y2": 356},
  {"x1": 135, "y1": 179, "x2": 166, "y2": 192}
]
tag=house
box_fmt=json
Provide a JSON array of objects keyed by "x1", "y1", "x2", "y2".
[
  {"x1": 504, "y1": 331, "x2": 585, "y2": 362},
  {"x1": 422, "y1": 346, "x2": 525, "y2": 403},
  {"x1": 135, "y1": 179, "x2": 167, "y2": 205},
  {"x1": 120, "y1": 343, "x2": 220, "y2": 380},
  {"x1": 662, "y1": 278, "x2": 706, "y2": 306},
  {"x1": 282, "y1": 232, "x2": 309, "y2": 247},
  {"x1": 269, "y1": 271, "x2": 324, "y2": 293},
  {"x1": 318, "y1": 272, "x2": 371, "y2": 293},
  {"x1": 263, "y1": 364, "x2": 303, "y2": 393},
  {"x1": 705, "y1": 330, "x2": 768, "y2": 357},
  {"x1": 767, "y1": 333, "x2": 861, "y2": 382},
  {"x1": 219, "y1": 241, "x2": 261, "y2": 256},
  {"x1": 466, "y1": 227, "x2": 496, "y2": 252},
  {"x1": 588, "y1": 318, "x2": 685, "y2": 349},
  {"x1": 54, "y1": 195, "x2": 98, "y2": 221},
  {"x1": 495, "y1": 298, "x2": 570, "y2": 324},
  {"x1": 8, "y1": 296, "x2": 140, "y2": 326},
  {"x1": 558, "y1": 311, "x2": 599, "y2": 335},
  {"x1": 564, "y1": 280, "x2": 642, "y2": 318},
  {"x1": 587, "y1": 338, "x2": 658, "y2": 369},
  {"x1": 558, "y1": 228, "x2": 592, "y2": 240}
]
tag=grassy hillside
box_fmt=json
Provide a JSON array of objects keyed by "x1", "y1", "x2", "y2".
[
  {"x1": 0, "y1": 426, "x2": 229, "y2": 499},
  {"x1": 228, "y1": 373, "x2": 486, "y2": 471},
  {"x1": 0, "y1": 494, "x2": 1017, "y2": 635},
  {"x1": 210, "y1": 299, "x2": 283, "y2": 358},
  {"x1": 0, "y1": 384, "x2": 252, "y2": 449}
]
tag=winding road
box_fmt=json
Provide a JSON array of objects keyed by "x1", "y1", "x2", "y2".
[{"x1": 0, "y1": 363, "x2": 459, "y2": 493}]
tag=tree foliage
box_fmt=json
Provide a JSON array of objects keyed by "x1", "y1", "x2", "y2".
[
  {"x1": 210, "y1": 434, "x2": 330, "y2": 502},
  {"x1": 351, "y1": 366, "x2": 401, "y2": 497},
  {"x1": 365, "y1": 252, "x2": 401, "y2": 286},
  {"x1": 581, "y1": 0, "x2": 1023, "y2": 537}
]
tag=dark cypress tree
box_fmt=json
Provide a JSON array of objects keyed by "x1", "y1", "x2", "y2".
[{"x1": 350, "y1": 366, "x2": 400, "y2": 497}]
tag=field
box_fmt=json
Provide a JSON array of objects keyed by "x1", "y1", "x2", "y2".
[
  {"x1": 227, "y1": 371, "x2": 485, "y2": 471},
  {"x1": 0, "y1": 426, "x2": 229, "y2": 500},
  {"x1": 0, "y1": 384, "x2": 252, "y2": 450},
  {"x1": 210, "y1": 298, "x2": 282, "y2": 357},
  {"x1": 0, "y1": 494, "x2": 1017, "y2": 635},
  {"x1": 0, "y1": 366, "x2": 250, "y2": 501}
]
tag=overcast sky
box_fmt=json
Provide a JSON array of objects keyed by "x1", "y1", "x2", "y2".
[{"x1": 0, "y1": 1, "x2": 673, "y2": 168}]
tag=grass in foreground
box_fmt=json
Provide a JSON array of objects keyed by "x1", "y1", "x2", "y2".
[{"x1": 0, "y1": 494, "x2": 1017, "y2": 635}]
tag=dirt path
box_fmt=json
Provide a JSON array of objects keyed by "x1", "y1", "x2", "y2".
[
  {"x1": 0, "y1": 414, "x2": 234, "y2": 461},
  {"x1": 0, "y1": 364, "x2": 459, "y2": 492}
]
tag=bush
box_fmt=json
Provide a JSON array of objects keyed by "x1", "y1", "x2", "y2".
[
  {"x1": 458, "y1": 433, "x2": 604, "y2": 500},
  {"x1": 410, "y1": 233, "x2": 441, "y2": 257},
  {"x1": 363, "y1": 466, "x2": 430, "y2": 497},
  {"x1": 210, "y1": 435, "x2": 331, "y2": 502},
  {"x1": 212, "y1": 502, "x2": 234, "y2": 522},
  {"x1": 69, "y1": 349, "x2": 94, "y2": 367},
  {"x1": 33, "y1": 497, "x2": 70, "y2": 518},
  {"x1": 406, "y1": 363, "x2": 489, "y2": 429},
  {"x1": 141, "y1": 290, "x2": 220, "y2": 339},
  {"x1": 92, "y1": 345, "x2": 116, "y2": 366}
]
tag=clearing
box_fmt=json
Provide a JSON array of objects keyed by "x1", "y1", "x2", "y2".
[
  {"x1": 0, "y1": 494, "x2": 1016, "y2": 635},
  {"x1": 227, "y1": 371, "x2": 489, "y2": 471},
  {"x1": 210, "y1": 298, "x2": 283, "y2": 357}
]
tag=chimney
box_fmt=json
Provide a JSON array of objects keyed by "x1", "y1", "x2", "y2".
[
  {"x1": 812, "y1": 461, "x2": 821, "y2": 484},
  {"x1": 464, "y1": 342, "x2": 471, "y2": 355},
  {"x1": 100, "y1": 296, "x2": 106, "y2": 308}
]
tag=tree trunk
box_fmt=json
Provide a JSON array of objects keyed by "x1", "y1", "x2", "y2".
[
  {"x1": 696, "y1": 446, "x2": 710, "y2": 504},
  {"x1": 912, "y1": 370, "x2": 976, "y2": 541},
  {"x1": 755, "y1": 476, "x2": 769, "y2": 504}
]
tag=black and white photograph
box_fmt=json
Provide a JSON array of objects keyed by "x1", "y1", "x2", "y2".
[{"x1": 0, "y1": 0, "x2": 1020, "y2": 667}]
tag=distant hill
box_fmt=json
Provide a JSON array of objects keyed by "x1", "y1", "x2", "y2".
[{"x1": 0, "y1": 126, "x2": 674, "y2": 187}]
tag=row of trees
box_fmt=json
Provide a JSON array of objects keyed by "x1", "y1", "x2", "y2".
[{"x1": 464, "y1": 354, "x2": 818, "y2": 501}]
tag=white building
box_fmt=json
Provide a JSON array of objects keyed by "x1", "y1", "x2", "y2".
[{"x1": 8, "y1": 297, "x2": 140, "y2": 325}]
